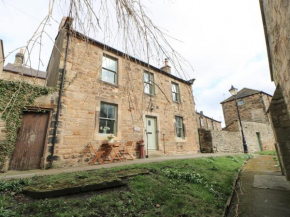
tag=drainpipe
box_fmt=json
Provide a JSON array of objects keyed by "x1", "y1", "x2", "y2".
[{"x1": 49, "y1": 20, "x2": 71, "y2": 167}]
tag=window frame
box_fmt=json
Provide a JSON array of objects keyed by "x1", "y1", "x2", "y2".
[
  {"x1": 237, "y1": 100, "x2": 244, "y2": 106},
  {"x1": 101, "y1": 54, "x2": 118, "y2": 85},
  {"x1": 171, "y1": 82, "x2": 180, "y2": 103},
  {"x1": 175, "y1": 116, "x2": 185, "y2": 139},
  {"x1": 99, "y1": 102, "x2": 117, "y2": 135},
  {"x1": 143, "y1": 71, "x2": 155, "y2": 95}
]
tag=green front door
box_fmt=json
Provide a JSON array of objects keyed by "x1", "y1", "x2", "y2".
[
  {"x1": 256, "y1": 132, "x2": 262, "y2": 151},
  {"x1": 146, "y1": 116, "x2": 157, "y2": 150}
]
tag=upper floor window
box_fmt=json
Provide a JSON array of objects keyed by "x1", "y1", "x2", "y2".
[
  {"x1": 99, "y1": 102, "x2": 117, "y2": 135},
  {"x1": 171, "y1": 82, "x2": 180, "y2": 102},
  {"x1": 144, "y1": 71, "x2": 154, "y2": 95},
  {"x1": 237, "y1": 100, "x2": 244, "y2": 106},
  {"x1": 175, "y1": 116, "x2": 185, "y2": 138},
  {"x1": 102, "y1": 55, "x2": 118, "y2": 84},
  {"x1": 200, "y1": 118, "x2": 204, "y2": 127}
]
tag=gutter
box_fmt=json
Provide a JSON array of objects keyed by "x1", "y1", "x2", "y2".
[{"x1": 49, "y1": 19, "x2": 71, "y2": 167}]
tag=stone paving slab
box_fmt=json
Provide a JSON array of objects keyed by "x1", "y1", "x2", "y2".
[
  {"x1": 227, "y1": 155, "x2": 290, "y2": 217},
  {"x1": 253, "y1": 175, "x2": 290, "y2": 191},
  {"x1": 0, "y1": 153, "x2": 240, "y2": 180}
]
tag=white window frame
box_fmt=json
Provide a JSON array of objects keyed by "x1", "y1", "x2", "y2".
[
  {"x1": 171, "y1": 82, "x2": 180, "y2": 102},
  {"x1": 99, "y1": 102, "x2": 117, "y2": 135},
  {"x1": 175, "y1": 116, "x2": 185, "y2": 139},
  {"x1": 144, "y1": 71, "x2": 155, "y2": 95},
  {"x1": 102, "y1": 55, "x2": 118, "y2": 85}
]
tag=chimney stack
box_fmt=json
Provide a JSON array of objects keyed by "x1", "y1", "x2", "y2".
[
  {"x1": 160, "y1": 58, "x2": 171, "y2": 74},
  {"x1": 14, "y1": 49, "x2": 24, "y2": 67},
  {"x1": 59, "y1": 17, "x2": 74, "y2": 31}
]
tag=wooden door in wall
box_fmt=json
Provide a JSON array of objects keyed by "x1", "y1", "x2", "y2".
[
  {"x1": 145, "y1": 116, "x2": 157, "y2": 150},
  {"x1": 9, "y1": 112, "x2": 49, "y2": 170}
]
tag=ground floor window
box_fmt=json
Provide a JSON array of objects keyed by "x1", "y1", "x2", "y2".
[
  {"x1": 175, "y1": 116, "x2": 185, "y2": 138},
  {"x1": 99, "y1": 102, "x2": 117, "y2": 135}
]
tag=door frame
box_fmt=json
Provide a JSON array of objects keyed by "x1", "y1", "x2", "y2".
[
  {"x1": 145, "y1": 115, "x2": 159, "y2": 150},
  {"x1": 8, "y1": 107, "x2": 52, "y2": 170}
]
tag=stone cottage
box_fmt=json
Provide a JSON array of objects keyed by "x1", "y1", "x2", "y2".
[
  {"x1": 221, "y1": 87, "x2": 275, "y2": 152},
  {"x1": 260, "y1": 0, "x2": 290, "y2": 180},
  {"x1": 0, "y1": 49, "x2": 46, "y2": 85},
  {"x1": 1, "y1": 17, "x2": 199, "y2": 170}
]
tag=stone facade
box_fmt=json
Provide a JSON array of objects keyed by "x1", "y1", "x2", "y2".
[
  {"x1": 195, "y1": 111, "x2": 222, "y2": 131},
  {"x1": 220, "y1": 88, "x2": 275, "y2": 153},
  {"x1": 0, "y1": 70, "x2": 45, "y2": 86},
  {"x1": 42, "y1": 25, "x2": 199, "y2": 167},
  {"x1": 199, "y1": 120, "x2": 275, "y2": 154},
  {"x1": 260, "y1": 0, "x2": 290, "y2": 180},
  {"x1": 199, "y1": 129, "x2": 243, "y2": 153},
  {"x1": 221, "y1": 92, "x2": 271, "y2": 126}
]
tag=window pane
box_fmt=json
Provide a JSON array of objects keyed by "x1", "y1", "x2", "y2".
[
  {"x1": 100, "y1": 103, "x2": 108, "y2": 118},
  {"x1": 172, "y1": 84, "x2": 176, "y2": 92},
  {"x1": 99, "y1": 119, "x2": 107, "y2": 133},
  {"x1": 107, "y1": 105, "x2": 116, "y2": 119},
  {"x1": 176, "y1": 117, "x2": 182, "y2": 127},
  {"x1": 144, "y1": 73, "x2": 149, "y2": 82},
  {"x1": 103, "y1": 56, "x2": 117, "y2": 72},
  {"x1": 102, "y1": 69, "x2": 115, "y2": 84},
  {"x1": 149, "y1": 84, "x2": 154, "y2": 94},
  {"x1": 144, "y1": 84, "x2": 150, "y2": 94},
  {"x1": 106, "y1": 120, "x2": 115, "y2": 134},
  {"x1": 176, "y1": 128, "x2": 182, "y2": 138}
]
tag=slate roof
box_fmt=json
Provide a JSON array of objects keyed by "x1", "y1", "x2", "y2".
[
  {"x1": 221, "y1": 88, "x2": 272, "y2": 104},
  {"x1": 3, "y1": 63, "x2": 46, "y2": 79}
]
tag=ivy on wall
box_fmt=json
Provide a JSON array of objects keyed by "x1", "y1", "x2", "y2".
[{"x1": 0, "y1": 80, "x2": 53, "y2": 169}]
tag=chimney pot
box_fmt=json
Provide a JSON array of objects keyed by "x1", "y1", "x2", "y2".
[
  {"x1": 14, "y1": 49, "x2": 24, "y2": 67},
  {"x1": 160, "y1": 58, "x2": 171, "y2": 74}
]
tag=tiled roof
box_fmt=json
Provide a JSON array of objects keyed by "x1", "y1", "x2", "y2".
[
  {"x1": 220, "y1": 88, "x2": 271, "y2": 104},
  {"x1": 3, "y1": 63, "x2": 46, "y2": 79}
]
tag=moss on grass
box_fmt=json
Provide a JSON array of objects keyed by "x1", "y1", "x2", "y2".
[{"x1": 0, "y1": 155, "x2": 251, "y2": 217}]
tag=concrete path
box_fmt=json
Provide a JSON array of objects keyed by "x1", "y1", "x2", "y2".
[
  {"x1": 227, "y1": 155, "x2": 290, "y2": 217},
  {"x1": 0, "y1": 153, "x2": 239, "y2": 180}
]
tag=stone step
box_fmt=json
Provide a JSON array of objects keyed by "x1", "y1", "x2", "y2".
[{"x1": 147, "y1": 150, "x2": 164, "y2": 158}]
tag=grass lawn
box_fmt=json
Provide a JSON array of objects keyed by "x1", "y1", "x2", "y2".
[
  {"x1": 0, "y1": 155, "x2": 251, "y2": 217},
  {"x1": 256, "y1": 150, "x2": 277, "y2": 155}
]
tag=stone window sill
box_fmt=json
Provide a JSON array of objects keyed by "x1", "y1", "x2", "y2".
[{"x1": 101, "y1": 80, "x2": 119, "y2": 88}]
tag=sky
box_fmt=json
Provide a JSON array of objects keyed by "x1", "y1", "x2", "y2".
[{"x1": 0, "y1": 0, "x2": 275, "y2": 126}]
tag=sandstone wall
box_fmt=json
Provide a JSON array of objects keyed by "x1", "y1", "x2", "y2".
[
  {"x1": 243, "y1": 121, "x2": 276, "y2": 152},
  {"x1": 199, "y1": 128, "x2": 243, "y2": 153},
  {"x1": 48, "y1": 34, "x2": 199, "y2": 167},
  {"x1": 260, "y1": 0, "x2": 290, "y2": 180},
  {"x1": 0, "y1": 71, "x2": 45, "y2": 86},
  {"x1": 222, "y1": 93, "x2": 271, "y2": 126},
  {"x1": 199, "y1": 120, "x2": 275, "y2": 153}
]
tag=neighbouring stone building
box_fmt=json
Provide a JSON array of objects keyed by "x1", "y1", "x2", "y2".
[
  {"x1": 1, "y1": 17, "x2": 199, "y2": 170},
  {"x1": 195, "y1": 111, "x2": 222, "y2": 131},
  {"x1": 0, "y1": 48, "x2": 46, "y2": 86},
  {"x1": 199, "y1": 87, "x2": 276, "y2": 154},
  {"x1": 260, "y1": 0, "x2": 290, "y2": 180},
  {"x1": 221, "y1": 88, "x2": 275, "y2": 152}
]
